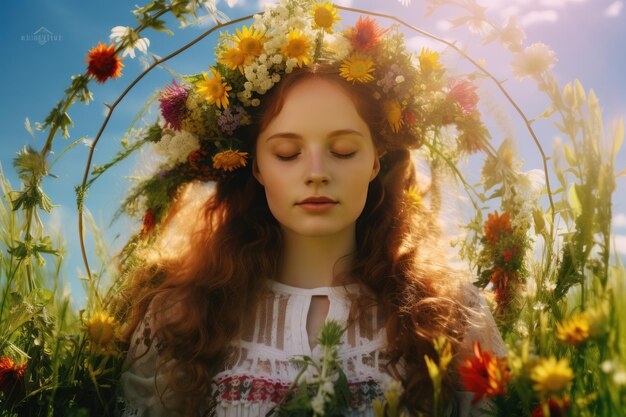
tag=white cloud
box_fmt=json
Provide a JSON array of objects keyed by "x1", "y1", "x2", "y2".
[
  {"x1": 520, "y1": 9, "x2": 559, "y2": 26},
  {"x1": 539, "y1": 0, "x2": 586, "y2": 8},
  {"x1": 614, "y1": 213, "x2": 626, "y2": 227},
  {"x1": 406, "y1": 35, "x2": 446, "y2": 53},
  {"x1": 616, "y1": 234, "x2": 626, "y2": 255},
  {"x1": 605, "y1": 1, "x2": 623, "y2": 17}
]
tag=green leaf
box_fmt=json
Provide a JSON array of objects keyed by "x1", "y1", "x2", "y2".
[
  {"x1": 568, "y1": 183, "x2": 582, "y2": 217},
  {"x1": 563, "y1": 143, "x2": 577, "y2": 166}
]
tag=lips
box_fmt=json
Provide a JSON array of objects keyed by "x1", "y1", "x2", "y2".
[{"x1": 297, "y1": 196, "x2": 338, "y2": 204}]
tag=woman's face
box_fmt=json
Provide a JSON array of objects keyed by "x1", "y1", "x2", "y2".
[{"x1": 253, "y1": 77, "x2": 381, "y2": 237}]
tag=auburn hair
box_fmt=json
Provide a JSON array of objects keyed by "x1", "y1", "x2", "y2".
[{"x1": 115, "y1": 63, "x2": 474, "y2": 416}]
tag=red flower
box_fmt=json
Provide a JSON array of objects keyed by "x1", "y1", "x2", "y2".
[
  {"x1": 483, "y1": 211, "x2": 513, "y2": 245},
  {"x1": 449, "y1": 79, "x2": 479, "y2": 114},
  {"x1": 86, "y1": 42, "x2": 124, "y2": 83},
  {"x1": 501, "y1": 245, "x2": 520, "y2": 264},
  {"x1": 402, "y1": 109, "x2": 416, "y2": 126},
  {"x1": 459, "y1": 341, "x2": 510, "y2": 405},
  {"x1": 531, "y1": 396, "x2": 571, "y2": 417},
  {"x1": 0, "y1": 356, "x2": 26, "y2": 403},
  {"x1": 349, "y1": 16, "x2": 388, "y2": 52},
  {"x1": 141, "y1": 208, "x2": 156, "y2": 235}
]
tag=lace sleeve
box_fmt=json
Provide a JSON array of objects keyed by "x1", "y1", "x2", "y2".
[
  {"x1": 451, "y1": 282, "x2": 507, "y2": 417},
  {"x1": 119, "y1": 303, "x2": 184, "y2": 417}
]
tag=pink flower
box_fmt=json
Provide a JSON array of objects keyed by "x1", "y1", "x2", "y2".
[
  {"x1": 449, "y1": 79, "x2": 479, "y2": 114},
  {"x1": 159, "y1": 80, "x2": 189, "y2": 130}
]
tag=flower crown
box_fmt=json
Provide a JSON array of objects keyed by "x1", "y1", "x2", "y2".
[{"x1": 126, "y1": 0, "x2": 490, "y2": 236}]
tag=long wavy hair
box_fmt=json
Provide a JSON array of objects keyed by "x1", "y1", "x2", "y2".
[{"x1": 115, "y1": 62, "x2": 475, "y2": 416}]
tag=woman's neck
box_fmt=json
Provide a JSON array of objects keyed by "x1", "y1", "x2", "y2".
[{"x1": 277, "y1": 224, "x2": 356, "y2": 288}]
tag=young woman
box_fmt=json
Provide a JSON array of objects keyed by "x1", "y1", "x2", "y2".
[{"x1": 115, "y1": 2, "x2": 505, "y2": 416}]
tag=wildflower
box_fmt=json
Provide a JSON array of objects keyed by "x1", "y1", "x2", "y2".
[
  {"x1": 383, "y1": 100, "x2": 404, "y2": 133},
  {"x1": 109, "y1": 26, "x2": 150, "y2": 59},
  {"x1": 403, "y1": 109, "x2": 416, "y2": 126},
  {"x1": 86, "y1": 42, "x2": 124, "y2": 83},
  {"x1": 84, "y1": 311, "x2": 117, "y2": 346},
  {"x1": 459, "y1": 341, "x2": 510, "y2": 404},
  {"x1": 556, "y1": 312, "x2": 590, "y2": 346},
  {"x1": 153, "y1": 130, "x2": 201, "y2": 168},
  {"x1": 383, "y1": 380, "x2": 403, "y2": 417},
  {"x1": 159, "y1": 80, "x2": 189, "y2": 131},
  {"x1": 499, "y1": 16, "x2": 525, "y2": 52},
  {"x1": 212, "y1": 149, "x2": 249, "y2": 171},
  {"x1": 406, "y1": 185, "x2": 423, "y2": 209},
  {"x1": 419, "y1": 48, "x2": 442, "y2": 75},
  {"x1": 511, "y1": 43, "x2": 557, "y2": 80},
  {"x1": 218, "y1": 46, "x2": 247, "y2": 74},
  {"x1": 501, "y1": 245, "x2": 520, "y2": 264},
  {"x1": 281, "y1": 29, "x2": 313, "y2": 68},
  {"x1": 484, "y1": 211, "x2": 513, "y2": 245},
  {"x1": 586, "y1": 302, "x2": 609, "y2": 338},
  {"x1": 531, "y1": 396, "x2": 570, "y2": 417},
  {"x1": 530, "y1": 357, "x2": 573, "y2": 395},
  {"x1": 339, "y1": 52, "x2": 375, "y2": 83},
  {"x1": 349, "y1": 16, "x2": 387, "y2": 52},
  {"x1": 217, "y1": 104, "x2": 249, "y2": 136},
  {"x1": 449, "y1": 79, "x2": 479, "y2": 114},
  {"x1": 232, "y1": 25, "x2": 265, "y2": 60},
  {"x1": 0, "y1": 356, "x2": 26, "y2": 400},
  {"x1": 141, "y1": 208, "x2": 156, "y2": 235},
  {"x1": 195, "y1": 67, "x2": 233, "y2": 109},
  {"x1": 311, "y1": 2, "x2": 340, "y2": 33},
  {"x1": 372, "y1": 399, "x2": 385, "y2": 417}
]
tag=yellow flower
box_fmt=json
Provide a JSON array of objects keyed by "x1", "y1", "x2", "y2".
[
  {"x1": 372, "y1": 399, "x2": 385, "y2": 417},
  {"x1": 281, "y1": 29, "x2": 313, "y2": 68},
  {"x1": 339, "y1": 52, "x2": 375, "y2": 83},
  {"x1": 586, "y1": 302, "x2": 609, "y2": 338},
  {"x1": 406, "y1": 186, "x2": 423, "y2": 208},
  {"x1": 195, "y1": 67, "x2": 232, "y2": 109},
  {"x1": 310, "y1": 2, "x2": 341, "y2": 33},
  {"x1": 419, "y1": 48, "x2": 442, "y2": 75},
  {"x1": 383, "y1": 100, "x2": 404, "y2": 133},
  {"x1": 530, "y1": 357, "x2": 574, "y2": 395},
  {"x1": 84, "y1": 312, "x2": 116, "y2": 346},
  {"x1": 556, "y1": 312, "x2": 590, "y2": 346},
  {"x1": 212, "y1": 149, "x2": 249, "y2": 171},
  {"x1": 218, "y1": 46, "x2": 247, "y2": 74},
  {"x1": 232, "y1": 25, "x2": 265, "y2": 58}
]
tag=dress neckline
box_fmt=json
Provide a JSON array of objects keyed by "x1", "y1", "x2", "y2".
[{"x1": 266, "y1": 278, "x2": 361, "y2": 296}]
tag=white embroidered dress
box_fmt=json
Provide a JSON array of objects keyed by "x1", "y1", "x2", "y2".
[{"x1": 120, "y1": 279, "x2": 506, "y2": 417}]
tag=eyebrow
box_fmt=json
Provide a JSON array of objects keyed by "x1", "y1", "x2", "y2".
[{"x1": 264, "y1": 129, "x2": 364, "y2": 143}]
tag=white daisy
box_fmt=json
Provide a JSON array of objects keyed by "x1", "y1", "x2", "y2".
[
  {"x1": 511, "y1": 42, "x2": 557, "y2": 80},
  {"x1": 109, "y1": 26, "x2": 150, "y2": 59}
]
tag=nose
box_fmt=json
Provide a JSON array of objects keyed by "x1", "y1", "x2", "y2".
[{"x1": 305, "y1": 147, "x2": 330, "y2": 186}]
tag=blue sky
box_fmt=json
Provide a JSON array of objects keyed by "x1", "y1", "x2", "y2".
[{"x1": 1, "y1": 0, "x2": 625, "y2": 307}]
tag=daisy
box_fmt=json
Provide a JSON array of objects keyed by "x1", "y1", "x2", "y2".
[
  {"x1": 232, "y1": 25, "x2": 266, "y2": 61},
  {"x1": 195, "y1": 67, "x2": 233, "y2": 109},
  {"x1": 310, "y1": 2, "x2": 341, "y2": 33},
  {"x1": 109, "y1": 26, "x2": 150, "y2": 59},
  {"x1": 556, "y1": 312, "x2": 590, "y2": 346},
  {"x1": 212, "y1": 149, "x2": 249, "y2": 171},
  {"x1": 530, "y1": 357, "x2": 574, "y2": 395},
  {"x1": 219, "y1": 46, "x2": 247, "y2": 74},
  {"x1": 281, "y1": 29, "x2": 313, "y2": 68},
  {"x1": 84, "y1": 311, "x2": 117, "y2": 346},
  {"x1": 459, "y1": 341, "x2": 510, "y2": 404},
  {"x1": 419, "y1": 48, "x2": 442, "y2": 75},
  {"x1": 339, "y1": 52, "x2": 375, "y2": 83},
  {"x1": 85, "y1": 42, "x2": 124, "y2": 83},
  {"x1": 383, "y1": 100, "x2": 404, "y2": 133}
]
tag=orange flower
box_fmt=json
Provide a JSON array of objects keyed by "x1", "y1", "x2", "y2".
[
  {"x1": 459, "y1": 341, "x2": 510, "y2": 404},
  {"x1": 349, "y1": 16, "x2": 387, "y2": 52},
  {"x1": 86, "y1": 42, "x2": 124, "y2": 83},
  {"x1": 484, "y1": 210, "x2": 513, "y2": 245},
  {"x1": 0, "y1": 356, "x2": 26, "y2": 403},
  {"x1": 531, "y1": 396, "x2": 570, "y2": 417},
  {"x1": 501, "y1": 245, "x2": 520, "y2": 264}
]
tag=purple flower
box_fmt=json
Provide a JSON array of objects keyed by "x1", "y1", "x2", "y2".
[
  {"x1": 159, "y1": 80, "x2": 189, "y2": 131},
  {"x1": 217, "y1": 105, "x2": 249, "y2": 136}
]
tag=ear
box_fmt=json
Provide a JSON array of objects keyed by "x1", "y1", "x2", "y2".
[
  {"x1": 252, "y1": 157, "x2": 265, "y2": 186},
  {"x1": 370, "y1": 150, "x2": 383, "y2": 181}
]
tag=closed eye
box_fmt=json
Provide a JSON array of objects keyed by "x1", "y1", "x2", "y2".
[{"x1": 275, "y1": 152, "x2": 356, "y2": 161}]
